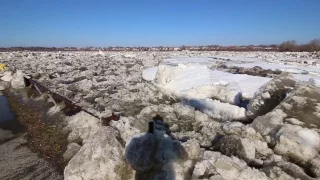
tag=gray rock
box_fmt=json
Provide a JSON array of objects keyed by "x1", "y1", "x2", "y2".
[
  {"x1": 0, "y1": 82, "x2": 5, "y2": 91},
  {"x1": 64, "y1": 127, "x2": 134, "y2": 180},
  {"x1": 310, "y1": 155, "x2": 320, "y2": 178},
  {"x1": 216, "y1": 135, "x2": 256, "y2": 163},
  {"x1": 263, "y1": 161, "x2": 315, "y2": 180},
  {"x1": 215, "y1": 135, "x2": 272, "y2": 166},
  {"x1": 63, "y1": 142, "x2": 81, "y2": 161},
  {"x1": 192, "y1": 151, "x2": 269, "y2": 180},
  {"x1": 66, "y1": 111, "x2": 101, "y2": 143},
  {"x1": 251, "y1": 109, "x2": 287, "y2": 142},
  {"x1": 181, "y1": 139, "x2": 201, "y2": 160},
  {"x1": 222, "y1": 122, "x2": 263, "y2": 140},
  {"x1": 262, "y1": 166, "x2": 297, "y2": 180}
]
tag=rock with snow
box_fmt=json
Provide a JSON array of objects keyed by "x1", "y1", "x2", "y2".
[
  {"x1": 247, "y1": 73, "x2": 297, "y2": 120},
  {"x1": 63, "y1": 142, "x2": 81, "y2": 161},
  {"x1": 66, "y1": 111, "x2": 101, "y2": 143},
  {"x1": 64, "y1": 127, "x2": 134, "y2": 180},
  {"x1": 11, "y1": 70, "x2": 25, "y2": 89},
  {"x1": 192, "y1": 151, "x2": 269, "y2": 180}
]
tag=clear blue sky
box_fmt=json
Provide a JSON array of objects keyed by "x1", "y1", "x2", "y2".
[{"x1": 0, "y1": 0, "x2": 319, "y2": 47}]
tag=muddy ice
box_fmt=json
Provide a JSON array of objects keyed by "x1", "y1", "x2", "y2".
[{"x1": 1, "y1": 51, "x2": 320, "y2": 180}]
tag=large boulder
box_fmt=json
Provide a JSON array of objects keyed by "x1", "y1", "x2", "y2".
[
  {"x1": 192, "y1": 151, "x2": 269, "y2": 180},
  {"x1": 247, "y1": 73, "x2": 296, "y2": 120},
  {"x1": 63, "y1": 142, "x2": 81, "y2": 161},
  {"x1": 66, "y1": 111, "x2": 101, "y2": 143},
  {"x1": 64, "y1": 127, "x2": 134, "y2": 180}
]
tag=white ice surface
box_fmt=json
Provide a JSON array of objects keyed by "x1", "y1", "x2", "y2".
[
  {"x1": 292, "y1": 74, "x2": 320, "y2": 87},
  {"x1": 155, "y1": 63, "x2": 271, "y2": 100},
  {"x1": 142, "y1": 66, "x2": 158, "y2": 81},
  {"x1": 226, "y1": 61, "x2": 320, "y2": 75},
  {"x1": 212, "y1": 56, "x2": 266, "y2": 63},
  {"x1": 297, "y1": 129, "x2": 320, "y2": 150},
  {"x1": 186, "y1": 99, "x2": 247, "y2": 121},
  {"x1": 163, "y1": 57, "x2": 216, "y2": 65}
]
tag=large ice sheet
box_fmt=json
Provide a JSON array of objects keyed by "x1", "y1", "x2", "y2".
[
  {"x1": 226, "y1": 61, "x2": 320, "y2": 75},
  {"x1": 163, "y1": 57, "x2": 216, "y2": 65},
  {"x1": 155, "y1": 63, "x2": 271, "y2": 100},
  {"x1": 142, "y1": 66, "x2": 158, "y2": 81}
]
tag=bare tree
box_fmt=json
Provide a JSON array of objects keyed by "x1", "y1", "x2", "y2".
[
  {"x1": 309, "y1": 39, "x2": 320, "y2": 51},
  {"x1": 279, "y1": 40, "x2": 297, "y2": 52}
]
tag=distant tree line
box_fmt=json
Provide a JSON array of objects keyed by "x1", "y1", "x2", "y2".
[
  {"x1": 0, "y1": 39, "x2": 319, "y2": 52},
  {"x1": 278, "y1": 39, "x2": 320, "y2": 52}
]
